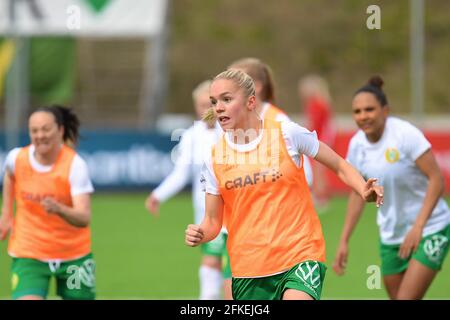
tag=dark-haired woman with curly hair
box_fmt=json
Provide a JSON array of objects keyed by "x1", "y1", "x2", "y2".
[
  {"x1": 333, "y1": 76, "x2": 450, "y2": 299},
  {"x1": 0, "y1": 105, "x2": 96, "y2": 300}
]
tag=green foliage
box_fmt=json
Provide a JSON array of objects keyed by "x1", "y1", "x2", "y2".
[{"x1": 169, "y1": 0, "x2": 450, "y2": 115}]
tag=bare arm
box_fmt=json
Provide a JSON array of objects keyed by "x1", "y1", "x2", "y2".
[
  {"x1": 0, "y1": 170, "x2": 15, "y2": 240},
  {"x1": 332, "y1": 190, "x2": 366, "y2": 275},
  {"x1": 340, "y1": 190, "x2": 367, "y2": 243},
  {"x1": 399, "y1": 149, "x2": 445, "y2": 258},
  {"x1": 185, "y1": 193, "x2": 223, "y2": 246},
  {"x1": 314, "y1": 142, "x2": 383, "y2": 205},
  {"x1": 41, "y1": 193, "x2": 91, "y2": 228},
  {"x1": 413, "y1": 149, "x2": 444, "y2": 228}
]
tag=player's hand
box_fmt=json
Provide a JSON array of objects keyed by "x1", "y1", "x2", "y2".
[
  {"x1": 185, "y1": 224, "x2": 204, "y2": 247},
  {"x1": 399, "y1": 225, "x2": 422, "y2": 259},
  {"x1": 332, "y1": 241, "x2": 349, "y2": 276},
  {"x1": 363, "y1": 178, "x2": 384, "y2": 207},
  {"x1": 41, "y1": 197, "x2": 62, "y2": 214},
  {"x1": 0, "y1": 214, "x2": 13, "y2": 241},
  {"x1": 145, "y1": 193, "x2": 160, "y2": 216}
]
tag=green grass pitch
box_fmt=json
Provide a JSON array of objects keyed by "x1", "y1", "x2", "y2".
[{"x1": 1, "y1": 193, "x2": 449, "y2": 299}]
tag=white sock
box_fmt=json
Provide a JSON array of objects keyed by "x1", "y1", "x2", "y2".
[{"x1": 199, "y1": 265, "x2": 223, "y2": 300}]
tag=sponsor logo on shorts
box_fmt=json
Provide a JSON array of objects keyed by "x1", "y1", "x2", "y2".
[
  {"x1": 66, "y1": 259, "x2": 96, "y2": 290},
  {"x1": 295, "y1": 261, "x2": 321, "y2": 295},
  {"x1": 424, "y1": 234, "x2": 449, "y2": 263}
]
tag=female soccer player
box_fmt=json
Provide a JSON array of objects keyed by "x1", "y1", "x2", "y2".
[
  {"x1": 145, "y1": 80, "x2": 229, "y2": 300},
  {"x1": 185, "y1": 69, "x2": 383, "y2": 300},
  {"x1": 0, "y1": 105, "x2": 95, "y2": 300},
  {"x1": 333, "y1": 76, "x2": 450, "y2": 300},
  {"x1": 224, "y1": 58, "x2": 312, "y2": 297}
]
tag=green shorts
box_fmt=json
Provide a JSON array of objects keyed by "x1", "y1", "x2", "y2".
[
  {"x1": 201, "y1": 231, "x2": 232, "y2": 279},
  {"x1": 222, "y1": 249, "x2": 232, "y2": 279},
  {"x1": 232, "y1": 260, "x2": 326, "y2": 300},
  {"x1": 380, "y1": 224, "x2": 450, "y2": 275},
  {"x1": 11, "y1": 253, "x2": 96, "y2": 300},
  {"x1": 201, "y1": 232, "x2": 227, "y2": 257}
]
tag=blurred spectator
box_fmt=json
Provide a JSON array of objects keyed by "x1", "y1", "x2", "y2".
[{"x1": 298, "y1": 74, "x2": 336, "y2": 208}]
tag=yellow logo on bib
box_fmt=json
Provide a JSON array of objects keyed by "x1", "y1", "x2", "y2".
[{"x1": 385, "y1": 148, "x2": 400, "y2": 163}]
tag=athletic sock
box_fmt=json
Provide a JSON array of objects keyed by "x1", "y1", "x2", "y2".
[{"x1": 199, "y1": 265, "x2": 223, "y2": 300}]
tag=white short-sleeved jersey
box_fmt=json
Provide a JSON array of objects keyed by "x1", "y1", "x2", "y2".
[
  {"x1": 260, "y1": 102, "x2": 291, "y2": 123},
  {"x1": 347, "y1": 117, "x2": 450, "y2": 244},
  {"x1": 3, "y1": 145, "x2": 94, "y2": 196},
  {"x1": 153, "y1": 121, "x2": 222, "y2": 224},
  {"x1": 202, "y1": 120, "x2": 319, "y2": 195}
]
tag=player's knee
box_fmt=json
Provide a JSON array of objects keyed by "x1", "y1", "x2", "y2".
[{"x1": 201, "y1": 256, "x2": 222, "y2": 270}]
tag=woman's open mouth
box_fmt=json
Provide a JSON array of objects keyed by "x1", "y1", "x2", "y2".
[{"x1": 219, "y1": 116, "x2": 230, "y2": 125}]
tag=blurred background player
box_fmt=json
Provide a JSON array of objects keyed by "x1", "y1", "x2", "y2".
[
  {"x1": 333, "y1": 76, "x2": 450, "y2": 300},
  {"x1": 298, "y1": 74, "x2": 336, "y2": 209},
  {"x1": 0, "y1": 105, "x2": 95, "y2": 300},
  {"x1": 145, "y1": 80, "x2": 230, "y2": 299},
  {"x1": 228, "y1": 57, "x2": 313, "y2": 186},
  {"x1": 186, "y1": 69, "x2": 383, "y2": 300}
]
